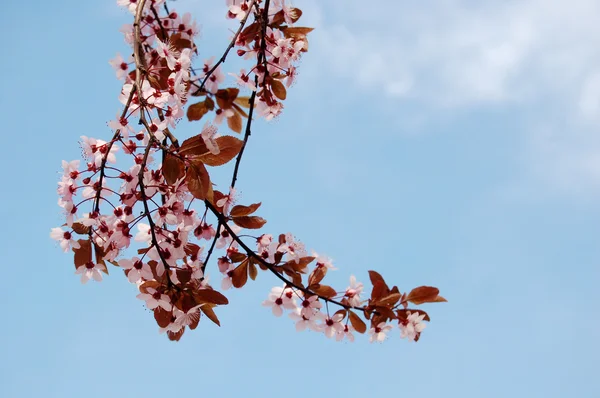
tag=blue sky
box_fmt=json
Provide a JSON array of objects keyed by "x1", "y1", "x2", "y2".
[{"x1": 1, "y1": 0, "x2": 599, "y2": 397}]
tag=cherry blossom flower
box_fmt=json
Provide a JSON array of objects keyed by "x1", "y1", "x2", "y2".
[
  {"x1": 368, "y1": 322, "x2": 393, "y2": 343},
  {"x1": 344, "y1": 275, "x2": 364, "y2": 307},
  {"x1": 50, "y1": 227, "x2": 80, "y2": 252},
  {"x1": 136, "y1": 287, "x2": 172, "y2": 311},
  {"x1": 214, "y1": 108, "x2": 234, "y2": 125},
  {"x1": 227, "y1": 0, "x2": 250, "y2": 20},
  {"x1": 399, "y1": 312, "x2": 427, "y2": 341},
  {"x1": 216, "y1": 187, "x2": 236, "y2": 215},
  {"x1": 336, "y1": 324, "x2": 355, "y2": 342},
  {"x1": 156, "y1": 39, "x2": 179, "y2": 70},
  {"x1": 119, "y1": 257, "x2": 153, "y2": 283},
  {"x1": 108, "y1": 53, "x2": 130, "y2": 80},
  {"x1": 312, "y1": 251, "x2": 336, "y2": 270},
  {"x1": 194, "y1": 222, "x2": 216, "y2": 240},
  {"x1": 289, "y1": 308, "x2": 324, "y2": 332},
  {"x1": 220, "y1": 262, "x2": 235, "y2": 290},
  {"x1": 200, "y1": 58, "x2": 224, "y2": 93},
  {"x1": 117, "y1": 0, "x2": 140, "y2": 14},
  {"x1": 75, "y1": 262, "x2": 103, "y2": 284},
  {"x1": 229, "y1": 69, "x2": 256, "y2": 91},
  {"x1": 201, "y1": 122, "x2": 220, "y2": 155},
  {"x1": 80, "y1": 136, "x2": 118, "y2": 167},
  {"x1": 322, "y1": 313, "x2": 345, "y2": 338},
  {"x1": 216, "y1": 223, "x2": 241, "y2": 249},
  {"x1": 262, "y1": 285, "x2": 298, "y2": 316},
  {"x1": 299, "y1": 295, "x2": 322, "y2": 318}
]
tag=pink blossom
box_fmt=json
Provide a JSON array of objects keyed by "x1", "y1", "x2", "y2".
[
  {"x1": 262, "y1": 285, "x2": 299, "y2": 317},
  {"x1": 136, "y1": 287, "x2": 172, "y2": 311},
  {"x1": 322, "y1": 313, "x2": 345, "y2": 338},
  {"x1": 108, "y1": 52, "x2": 130, "y2": 80},
  {"x1": 344, "y1": 275, "x2": 364, "y2": 307},
  {"x1": 50, "y1": 228, "x2": 80, "y2": 252},
  {"x1": 399, "y1": 312, "x2": 427, "y2": 341},
  {"x1": 201, "y1": 122, "x2": 220, "y2": 155},
  {"x1": 369, "y1": 322, "x2": 393, "y2": 343},
  {"x1": 289, "y1": 307, "x2": 324, "y2": 332},
  {"x1": 75, "y1": 262, "x2": 103, "y2": 284},
  {"x1": 119, "y1": 257, "x2": 153, "y2": 283}
]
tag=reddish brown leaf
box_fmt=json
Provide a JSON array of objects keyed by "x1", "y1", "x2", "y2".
[
  {"x1": 71, "y1": 222, "x2": 90, "y2": 235},
  {"x1": 309, "y1": 284, "x2": 337, "y2": 298},
  {"x1": 406, "y1": 286, "x2": 440, "y2": 305},
  {"x1": 167, "y1": 328, "x2": 185, "y2": 341},
  {"x1": 169, "y1": 33, "x2": 194, "y2": 52},
  {"x1": 368, "y1": 270, "x2": 386, "y2": 286},
  {"x1": 163, "y1": 152, "x2": 185, "y2": 185},
  {"x1": 193, "y1": 289, "x2": 229, "y2": 305},
  {"x1": 232, "y1": 215, "x2": 267, "y2": 229},
  {"x1": 154, "y1": 307, "x2": 172, "y2": 328},
  {"x1": 239, "y1": 22, "x2": 260, "y2": 45},
  {"x1": 370, "y1": 280, "x2": 387, "y2": 301},
  {"x1": 432, "y1": 295, "x2": 448, "y2": 303},
  {"x1": 231, "y1": 259, "x2": 249, "y2": 288},
  {"x1": 271, "y1": 79, "x2": 287, "y2": 100},
  {"x1": 377, "y1": 292, "x2": 402, "y2": 307},
  {"x1": 227, "y1": 111, "x2": 243, "y2": 133},
  {"x1": 283, "y1": 256, "x2": 315, "y2": 273},
  {"x1": 215, "y1": 88, "x2": 239, "y2": 109},
  {"x1": 186, "y1": 162, "x2": 210, "y2": 200},
  {"x1": 229, "y1": 252, "x2": 247, "y2": 263},
  {"x1": 308, "y1": 265, "x2": 327, "y2": 285},
  {"x1": 248, "y1": 261, "x2": 258, "y2": 281},
  {"x1": 349, "y1": 311, "x2": 367, "y2": 334},
  {"x1": 230, "y1": 202, "x2": 262, "y2": 217},
  {"x1": 281, "y1": 26, "x2": 314, "y2": 36},
  {"x1": 179, "y1": 134, "x2": 209, "y2": 156},
  {"x1": 139, "y1": 280, "x2": 163, "y2": 294},
  {"x1": 195, "y1": 136, "x2": 244, "y2": 166},
  {"x1": 234, "y1": 96, "x2": 251, "y2": 108},
  {"x1": 176, "y1": 268, "x2": 192, "y2": 285},
  {"x1": 73, "y1": 239, "x2": 92, "y2": 269},
  {"x1": 201, "y1": 305, "x2": 221, "y2": 326},
  {"x1": 186, "y1": 98, "x2": 214, "y2": 121}
]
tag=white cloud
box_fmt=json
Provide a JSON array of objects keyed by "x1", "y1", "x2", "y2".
[
  {"x1": 298, "y1": 0, "x2": 600, "y2": 195},
  {"x1": 309, "y1": 0, "x2": 600, "y2": 108}
]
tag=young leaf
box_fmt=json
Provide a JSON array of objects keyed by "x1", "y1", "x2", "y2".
[
  {"x1": 308, "y1": 265, "x2": 327, "y2": 285},
  {"x1": 377, "y1": 292, "x2": 402, "y2": 307},
  {"x1": 406, "y1": 286, "x2": 440, "y2": 305},
  {"x1": 186, "y1": 162, "x2": 210, "y2": 200},
  {"x1": 195, "y1": 136, "x2": 244, "y2": 166},
  {"x1": 248, "y1": 261, "x2": 258, "y2": 281},
  {"x1": 234, "y1": 96, "x2": 252, "y2": 108},
  {"x1": 193, "y1": 289, "x2": 229, "y2": 305},
  {"x1": 187, "y1": 98, "x2": 214, "y2": 121},
  {"x1": 154, "y1": 307, "x2": 172, "y2": 328},
  {"x1": 162, "y1": 152, "x2": 185, "y2": 185},
  {"x1": 179, "y1": 134, "x2": 210, "y2": 156},
  {"x1": 309, "y1": 284, "x2": 337, "y2": 298},
  {"x1": 232, "y1": 216, "x2": 267, "y2": 229},
  {"x1": 271, "y1": 79, "x2": 287, "y2": 100},
  {"x1": 201, "y1": 305, "x2": 221, "y2": 326},
  {"x1": 227, "y1": 111, "x2": 243, "y2": 133},
  {"x1": 230, "y1": 202, "x2": 262, "y2": 217},
  {"x1": 349, "y1": 311, "x2": 367, "y2": 334},
  {"x1": 73, "y1": 239, "x2": 92, "y2": 269},
  {"x1": 231, "y1": 259, "x2": 249, "y2": 288}
]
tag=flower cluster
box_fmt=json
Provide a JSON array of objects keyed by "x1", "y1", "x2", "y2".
[{"x1": 51, "y1": 0, "x2": 444, "y2": 342}]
